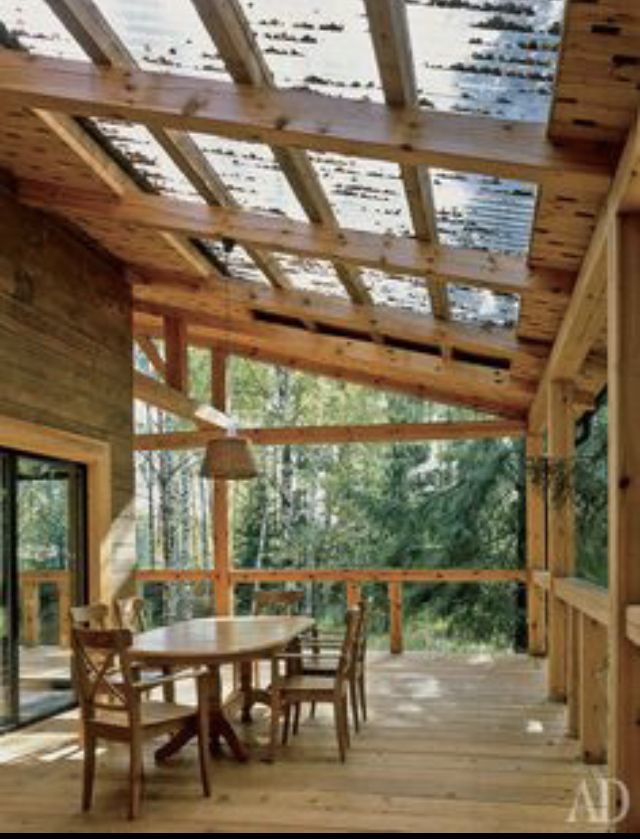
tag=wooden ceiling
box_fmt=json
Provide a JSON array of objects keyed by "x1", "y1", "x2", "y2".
[{"x1": 0, "y1": 0, "x2": 636, "y2": 422}]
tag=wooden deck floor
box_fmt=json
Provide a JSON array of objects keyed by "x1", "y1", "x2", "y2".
[{"x1": 0, "y1": 652, "x2": 606, "y2": 833}]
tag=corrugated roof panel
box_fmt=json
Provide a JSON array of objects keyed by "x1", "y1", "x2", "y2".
[{"x1": 0, "y1": 0, "x2": 87, "y2": 58}]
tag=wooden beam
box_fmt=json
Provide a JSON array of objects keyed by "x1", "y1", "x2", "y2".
[
  {"x1": 135, "y1": 336, "x2": 165, "y2": 379},
  {"x1": 529, "y1": 115, "x2": 640, "y2": 433},
  {"x1": 134, "y1": 419, "x2": 525, "y2": 450},
  {"x1": 607, "y1": 213, "x2": 640, "y2": 831},
  {"x1": 579, "y1": 614, "x2": 608, "y2": 764},
  {"x1": 192, "y1": 0, "x2": 372, "y2": 307},
  {"x1": 45, "y1": 0, "x2": 293, "y2": 293},
  {"x1": 546, "y1": 379, "x2": 575, "y2": 702},
  {"x1": 21, "y1": 181, "x2": 575, "y2": 301},
  {"x1": 526, "y1": 434, "x2": 547, "y2": 655},
  {"x1": 163, "y1": 315, "x2": 187, "y2": 391},
  {"x1": 554, "y1": 577, "x2": 609, "y2": 627},
  {"x1": 130, "y1": 269, "x2": 549, "y2": 377},
  {"x1": 133, "y1": 370, "x2": 232, "y2": 429},
  {"x1": 364, "y1": 0, "x2": 447, "y2": 318},
  {"x1": 211, "y1": 349, "x2": 232, "y2": 617},
  {"x1": 133, "y1": 310, "x2": 534, "y2": 420},
  {"x1": 389, "y1": 581, "x2": 403, "y2": 655},
  {"x1": 229, "y1": 568, "x2": 527, "y2": 585},
  {"x1": 0, "y1": 50, "x2": 614, "y2": 190}
]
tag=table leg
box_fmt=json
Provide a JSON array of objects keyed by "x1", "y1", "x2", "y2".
[{"x1": 240, "y1": 660, "x2": 254, "y2": 723}]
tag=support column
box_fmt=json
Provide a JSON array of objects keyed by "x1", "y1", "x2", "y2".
[
  {"x1": 163, "y1": 315, "x2": 187, "y2": 391},
  {"x1": 526, "y1": 433, "x2": 547, "y2": 655},
  {"x1": 211, "y1": 350, "x2": 232, "y2": 616},
  {"x1": 579, "y1": 614, "x2": 607, "y2": 764},
  {"x1": 546, "y1": 379, "x2": 575, "y2": 701},
  {"x1": 608, "y1": 214, "x2": 640, "y2": 831},
  {"x1": 389, "y1": 581, "x2": 403, "y2": 654}
]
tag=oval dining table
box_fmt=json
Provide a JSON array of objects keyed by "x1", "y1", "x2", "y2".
[{"x1": 129, "y1": 615, "x2": 314, "y2": 762}]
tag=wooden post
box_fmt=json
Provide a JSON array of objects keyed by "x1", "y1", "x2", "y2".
[
  {"x1": 546, "y1": 379, "x2": 575, "y2": 701},
  {"x1": 526, "y1": 433, "x2": 547, "y2": 655},
  {"x1": 607, "y1": 214, "x2": 640, "y2": 831},
  {"x1": 163, "y1": 315, "x2": 187, "y2": 391},
  {"x1": 211, "y1": 350, "x2": 233, "y2": 616},
  {"x1": 389, "y1": 581, "x2": 403, "y2": 654},
  {"x1": 580, "y1": 614, "x2": 607, "y2": 764},
  {"x1": 21, "y1": 581, "x2": 39, "y2": 646},
  {"x1": 58, "y1": 578, "x2": 71, "y2": 648},
  {"x1": 346, "y1": 582, "x2": 361, "y2": 608},
  {"x1": 566, "y1": 606, "x2": 581, "y2": 737}
]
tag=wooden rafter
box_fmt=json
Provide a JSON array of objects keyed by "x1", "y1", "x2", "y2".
[
  {"x1": 135, "y1": 335, "x2": 165, "y2": 379},
  {"x1": 365, "y1": 0, "x2": 448, "y2": 319},
  {"x1": 192, "y1": 0, "x2": 372, "y2": 307},
  {"x1": 135, "y1": 419, "x2": 525, "y2": 451},
  {"x1": 133, "y1": 370, "x2": 232, "y2": 430},
  {"x1": 129, "y1": 268, "x2": 548, "y2": 380},
  {"x1": 20, "y1": 181, "x2": 574, "y2": 301},
  {"x1": 528, "y1": 114, "x2": 640, "y2": 432},
  {"x1": 44, "y1": 0, "x2": 293, "y2": 293},
  {"x1": 133, "y1": 310, "x2": 534, "y2": 420},
  {"x1": 0, "y1": 50, "x2": 614, "y2": 191}
]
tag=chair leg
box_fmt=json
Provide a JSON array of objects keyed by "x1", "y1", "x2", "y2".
[
  {"x1": 292, "y1": 702, "x2": 301, "y2": 735},
  {"x1": 342, "y1": 696, "x2": 351, "y2": 749},
  {"x1": 358, "y1": 672, "x2": 367, "y2": 721},
  {"x1": 196, "y1": 682, "x2": 211, "y2": 798},
  {"x1": 268, "y1": 688, "x2": 281, "y2": 761},
  {"x1": 81, "y1": 731, "x2": 96, "y2": 812},
  {"x1": 128, "y1": 734, "x2": 144, "y2": 820},
  {"x1": 282, "y1": 703, "x2": 292, "y2": 745},
  {"x1": 349, "y1": 674, "x2": 360, "y2": 733},
  {"x1": 161, "y1": 665, "x2": 175, "y2": 703},
  {"x1": 310, "y1": 701, "x2": 316, "y2": 718},
  {"x1": 334, "y1": 700, "x2": 347, "y2": 763}
]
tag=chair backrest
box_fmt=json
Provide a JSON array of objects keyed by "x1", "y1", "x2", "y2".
[
  {"x1": 252, "y1": 589, "x2": 305, "y2": 616},
  {"x1": 355, "y1": 598, "x2": 369, "y2": 664},
  {"x1": 114, "y1": 596, "x2": 148, "y2": 633},
  {"x1": 71, "y1": 627, "x2": 135, "y2": 718},
  {"x1": 70, "y1": 603, "x2": 110, "y2": 630},
  {"x1": 336, "y1": 607, "x2": 361, "y2": 683}
]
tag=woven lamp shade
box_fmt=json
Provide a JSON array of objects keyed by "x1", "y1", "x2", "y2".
[{"x1": 200, "y1": 436, "x2": 258, "y2": 480}]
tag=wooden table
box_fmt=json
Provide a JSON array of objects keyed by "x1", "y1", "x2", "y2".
[{"x1": 130, "y1": 615, "x2": 314, "y2": 762}]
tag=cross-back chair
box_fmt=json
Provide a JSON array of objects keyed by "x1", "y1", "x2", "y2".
[
  {"x1": 70, "y1": 603, "x2": 110, "y2": 630},
  {"x1": 71, "y1": 627, "x2": 211, "y2": 820}
]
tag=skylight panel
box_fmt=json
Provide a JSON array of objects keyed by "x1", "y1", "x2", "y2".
[
  {"x1": 309, "y1": 152, "x2": 413, "y2": 237},
  {"x1": 276, "y1": 254, "x2": 349, "y2": 299},
  {"x1": 432, "y1": 170, "x2": 536, "y2": 255},
  {"x1": 447, "y1": 285, "x2": 520, "y2": 329},
  {"x1": 408, "y1": 0, "x2": 564, "y2": 121},
  {"x1": 190, "y1": 134, "x2": 307, "y2": 221},
  {"x1": 0, "y1": 0, "x2": 87, "y2": 59},
  {"x1": 94, "y1": 0, "x2": 226, "y2": 77},
  {"x1": 362, "y1": 271, "x2": 432, "y2": 315},
  {"x1": 241, "y1": 0, "x2": 382, "y2": 100}
]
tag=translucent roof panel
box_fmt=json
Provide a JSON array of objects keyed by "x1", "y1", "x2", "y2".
[
  {"x1": 276, "y1": 254, "x2": 348, "y2": 299},
  {"x1": 408, "y1": 0, "x2": 564, "y2": 121},
  {"x1": 190, "y1": 134, "x2": 307, "y2": 220},
  {"x1": 241, "y1": 0, "x2": 382, "y2": 100},
  {"x1": 309, "y1": 152, "x2": 412, "y2": 237},
  {"x1": 433, "y1": 170, "x2": 536, "y2": 255},
  {"x1": 88, "y1": 119, "x2": 201, "y2": 200},
  {"x1": 94, "y1": 0, "x2": 227, "y2": 77},
  {"x1": 0, "y1": 0, "x2": 87, "y2": 58},
  {"x1": 447, "y1": 285, "x2": 520, "y2": 329},
  {"x1": 198, "y1": 240, "x2": 271, "y2": 285},
  {"x1": 362, "y1": 271, "x2": 432, "y2": 315}
]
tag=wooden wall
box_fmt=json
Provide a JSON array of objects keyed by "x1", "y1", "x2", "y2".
[{"x1": 0, "y1": 179, "x2": 134, "y2": 597}]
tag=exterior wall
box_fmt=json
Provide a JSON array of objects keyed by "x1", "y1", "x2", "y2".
[{"x1": 0, "y1": 182, "x2": 135, "y2": 597}]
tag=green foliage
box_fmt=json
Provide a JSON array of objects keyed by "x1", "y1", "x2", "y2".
[{"x1": 575, "y1": 402, "x2": 608, "y2": 586}]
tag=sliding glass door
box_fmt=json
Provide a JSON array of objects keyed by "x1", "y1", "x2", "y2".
[{"x1": 0, "y1": 448, "x2": 87, "y2": 730}]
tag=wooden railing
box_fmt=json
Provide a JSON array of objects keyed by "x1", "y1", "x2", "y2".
[
  {"x1": 19, "y1": 570, "x2": 71, "y2": 648},
  {"x1": 133, "y1": 566, "x2": 526, "y2": 655},
  {"x1": 531, "y1": 572, "x2": 609, "y2": 764}
]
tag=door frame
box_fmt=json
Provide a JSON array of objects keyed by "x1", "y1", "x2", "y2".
[{"x1": 0, "y1": 416, "x2": 112, "y2": 603}]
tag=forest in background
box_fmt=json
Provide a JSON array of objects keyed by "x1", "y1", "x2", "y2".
[{"x1": 134, "y1": 348, "x2": 608, "y2": 650}]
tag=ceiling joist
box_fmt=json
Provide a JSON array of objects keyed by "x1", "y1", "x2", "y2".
[{"x1": 0, "y1": 50, "x2": 614, "y2": 191}]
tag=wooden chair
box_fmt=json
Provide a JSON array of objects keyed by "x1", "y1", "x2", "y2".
[
  {"x1": 113, "y1": 596, "x2": 148, "y2": 633},
  {"x1": 71, "y1": 626, "x2": 211, "y2": 820},
  {"x1": 267, "y1": 607, "x2": 360, "y2": 762},
  {"x1": 70, "y1": 603, "x2": 110, "y2": 629},
  {"x1": 299, "y1": 600, "x2": 368, "y2": 731},
  {"x1": 252, "y1": 589, "x2": 305, "y2": 616}
]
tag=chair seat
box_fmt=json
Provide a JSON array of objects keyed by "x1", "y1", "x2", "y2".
[
  {"x1": 95, "y1": 701, "x2": 196, "y2": 730},
  {"x1": 281, "y1": 675, "x2": 337, "y2": 694}
]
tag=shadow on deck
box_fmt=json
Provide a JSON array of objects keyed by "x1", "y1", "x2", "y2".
[{"x1": 0, "y1": 652, "x2": 606, "y2": 833}]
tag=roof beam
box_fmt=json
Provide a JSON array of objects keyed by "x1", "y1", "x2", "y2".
[
  {"x1": 135, "y1": 419, "x2": 525, "y2": 450},
  {"x1": 0, "y1": 50, "x2": 614, "y2": 191},
  {"x1": 20, "y1": 181, "x2": 574, "y2": 301},
  {"x1": 44, "y1": 0, "x2": 292, "y2": 292},
  {"x1": 130, "y1": 268, "x2": 548, "y2": 380},
  {"x1": 133, "y1": 370, "x2": 232, "y2": 429},
  {"x1": 132, "y1": 310, "x2": 534, "y2": 420},
  {"x1": 365, "y1": 0, "x2": 448, "y2": 318},
  {"x1": 192, "y1": 0, "x2": 372, "y2": 306},
  {"x1": 528, "y1": 113, "x2": 640, "y2": 432}
]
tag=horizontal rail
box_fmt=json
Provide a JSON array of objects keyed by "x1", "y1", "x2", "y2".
[
  {"x1": 554, "y1": 577, "x2": 609, "y2": 626},
  {"x1": 134, "y1": 567, "x2": 526, "y2": 584},
  {"x1": 626, "y1": 605, "x2": 640, "y2": 647},
  {"x1": 531, "y1": 569, "x2": 551, "y2": 591}
]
